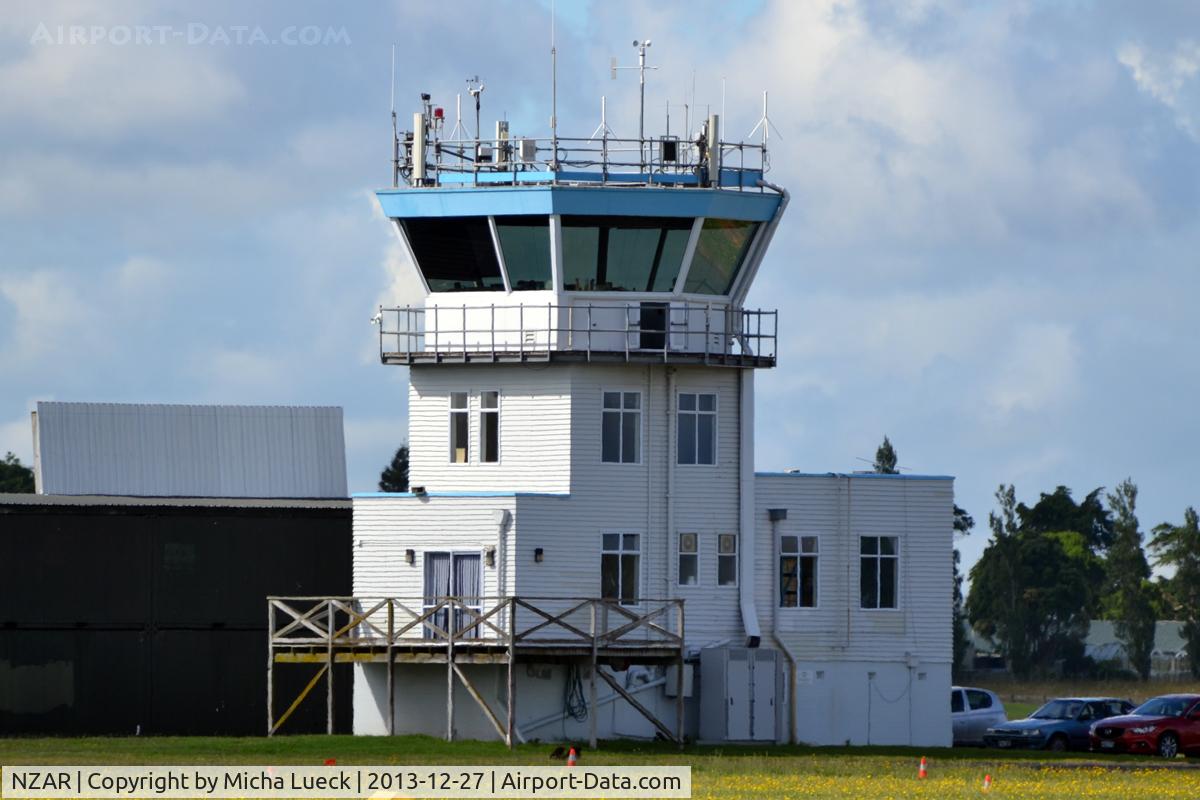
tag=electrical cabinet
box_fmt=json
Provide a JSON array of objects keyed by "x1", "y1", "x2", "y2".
[{"x1": 699, "y1": 647, "x2": 778, "y2": 741}]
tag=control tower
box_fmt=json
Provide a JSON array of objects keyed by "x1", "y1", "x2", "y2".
[{"x1": 267, "y1": 79, "x2": 953, "y2": 751}]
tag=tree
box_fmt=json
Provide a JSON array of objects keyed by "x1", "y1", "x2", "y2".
[
  {"x1": 378, "y1": 445, "x2": 409, "y2": 493},
  {"x1": 1018, "y1": 485, "x2": 1114, "y2": 552},
  {"x1": 967, "y1": 485, "x2": 1094, "y2": 678},
  {"x1": 0, "y1": 452, "x2": 35, "y2": 493},
  {"x1": 952, "y1": 504, "x2": 975, "y2": 679},
  {"x1": 1103, "y1": 479, "x2": 1157, "y2": 680},
  {"x1": 873, "y1": 436, "x2": 898, "y2": 474},
  {"x1": 1149, "y1": 507, "x2": 1200, "y2": 678}
]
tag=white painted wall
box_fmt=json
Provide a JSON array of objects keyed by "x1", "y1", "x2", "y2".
[{"x1": 407, "y1": 366, "x2": 572, "y2": 494}]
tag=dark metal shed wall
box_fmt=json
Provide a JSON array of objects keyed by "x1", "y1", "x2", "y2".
[{"x1": 0, "y1": 502, "x2": 352, "y2": 735}]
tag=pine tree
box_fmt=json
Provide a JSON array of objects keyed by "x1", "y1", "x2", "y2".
[
  {"x1": 1150, "y1": 507, "x2": 1200, "y2": 678},
  {"x1": 378, "y1": 445, "x2": 410, "y2": 493},
  {"x1": 1104, "y1": 479, "x2": 1156, "y2": 680},
  {"x1": 873, "y1": 436, "x2": 898, "y2": 474}
]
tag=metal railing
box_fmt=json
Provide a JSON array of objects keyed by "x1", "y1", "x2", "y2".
[
  {"x1": 377, "y1": 302, "x2": 776, "y2": 364},
  {"x1": 397, "y1": 134, "x2": 768, "y2": 190},
  {"x1": 267, "y1": 595, "x2": 685, "y2": 650}
]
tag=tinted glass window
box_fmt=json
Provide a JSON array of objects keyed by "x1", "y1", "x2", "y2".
[
  {"x1": 562, "y1": 216, "x2": 692, "y2": 292},
  {"x1": 495, "y1": 216, "x2": 551, "y2": 290},
  {"x1": 403, "y1": 216, "x2": 504, "y2": 292},
  {"x1": 684, "y1": 218, "x2": 759, "y2": 295},
  {"x1": 951, "y1": 691, "x2": 964, "y2": 713},
  {"x1": 966, "y1": 690, "x2": 993, "y2": 710}
]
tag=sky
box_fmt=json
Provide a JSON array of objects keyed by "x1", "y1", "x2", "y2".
[{"x1": 1, "y1": 1, "x2": 1198, "y2": 578}]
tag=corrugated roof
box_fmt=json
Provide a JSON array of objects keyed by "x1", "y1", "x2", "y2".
[
  {"x1": 34, "y1": 402, "x2": 348, "y2": 498},
  {"x1": 1086, "y1": 620, "x2": 1189, "y2": 656},
  {"x1": 0, "y1": 493, "x2": 350, "y2": 510}
]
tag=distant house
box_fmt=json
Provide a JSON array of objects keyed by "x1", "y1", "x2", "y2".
[{"x1": 1085, "y1": 621, "x2": 1191, "y2": 678}]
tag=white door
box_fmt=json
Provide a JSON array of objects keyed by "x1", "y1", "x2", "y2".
[
  {"x1": 751, "y1": 650, "x2": 776, "y2": 741},
  {"x1": 726, "y1": 649, "x2": 751, "y2": 740}
]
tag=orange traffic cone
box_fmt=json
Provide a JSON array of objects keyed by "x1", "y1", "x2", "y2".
[
  {"x1": 982, "y1": 774, "x2": 992, "y2": 792},
  {"x1": 918, "y1": 757, "x2": 927, "y2": 779},
  {"x1": 566, "y1": 747, "x2": 578, "y2": 767}
]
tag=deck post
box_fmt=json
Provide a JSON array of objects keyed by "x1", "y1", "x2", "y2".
[
  {"x1": 326, "y1": 600, "x2": 334, "y2": 735},
  {"x1": 675, "y1": 654, "x2": 685, "y2": 750},
  {"x1": 506, "y1": 597, "x2": 516, "y2": 749},
  {"x1": 266, "y1": 601, "x2": 274, "y2": 736},
  {"x1": 387, "y1": 599, "x2": 395, "y2": 736},
  {"x1": 446, "y1": 604, "x2": 455, "y2": 742},
  {"x1": 588, "y1": 602, "x2": 598, "y2": 750}
]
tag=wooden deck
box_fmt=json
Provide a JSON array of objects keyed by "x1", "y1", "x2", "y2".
[{"x1": 267, "y1": 596, "x2": 686, "y2": 747}]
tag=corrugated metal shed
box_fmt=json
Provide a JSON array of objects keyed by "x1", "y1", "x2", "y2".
[{"x1": 34, "y1": 402, "x2": 348, "y2": 498}]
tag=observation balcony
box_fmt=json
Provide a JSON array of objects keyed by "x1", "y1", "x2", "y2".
[{"x1": 376, "y1": 301, "x2": 777, "y2": 368}]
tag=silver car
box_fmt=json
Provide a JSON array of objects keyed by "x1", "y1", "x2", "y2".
[{"x1": 952, "y1": 686, "x2": 1007, "y2": 745}]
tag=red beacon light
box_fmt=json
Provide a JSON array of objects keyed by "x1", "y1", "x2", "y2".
[{"x1": 433, "y1": 107, "x2": 444, "y2": 119}]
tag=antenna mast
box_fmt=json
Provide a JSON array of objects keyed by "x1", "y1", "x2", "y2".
[
  {"x1": 550, "y1": 0, "x2": 558, "y2": 169},
  {"x1": 466, "y1": 76, "x2": 485, "y2": 157},
  {"x1": 611, "y1": 39, "x2": 658, "y2": 171},
  {"x1": 390, "y1": 44, "x2": 399, "y2": 188}
]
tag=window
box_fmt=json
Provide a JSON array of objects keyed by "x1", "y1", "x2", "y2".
[
  {"x1": 449, "y1": 392, "x2": 469, "y2": 463},
  {"x1": 677, "y1": 533, "x2": 698, "y2": 587},
  {"x1": 717, "y1": 533, "x2": 738, "y2": 586},
  {"x1": 677, "y1": 392, "x2": 717, "y2": 465},
  {"x1": 561, "y1": 216, "x2": 692, "y2": 292},
  {"x1": 966, "y1": 689, "x2": 993, "y2": 710},
  {"x1": 860, "y1": 536, "x2": 899, "y2": 609},
  {"x1": 951, "y1": 690, "x2": 964, "y2": 713},
  {"x1": 478, "y1": 391, "x2": 499, "y2": 463},
  {"x1": 401, "y1": 216, "x2": 505, "y2": 292},
  {"x1": 601, "y1": 533, "x2": 640, "y2": 605},
  {"x1": 683, "y1": 218, "x2": 760, "y2": 295},
  {"x1": 601, "y1": 391, "x2": 641, "y2": 463},
  {"x1": 495, "y1": 216, "x2": 552, "y2": 290},
  {"x1": 779, "y1": 535, "x2": 818, "y2": 608}
]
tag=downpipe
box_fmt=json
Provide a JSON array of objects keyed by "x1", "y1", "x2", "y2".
[{"x1": 738, "y1": 370, "x2": 761, "y2": 647}]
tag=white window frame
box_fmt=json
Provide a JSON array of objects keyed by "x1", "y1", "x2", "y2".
[
  {"x1": 601, "y1": 532, "x2": 642, "y2": 606},
  {"x1": 600, "y1": 389, "x2": 643, "y2": 465},
  {"x1": 677, "y1": 532, "x2": 699, "y2": 588},
  {"x1": 449, "y1": 391, "x2": 470, "y2": 464},
  {"x1": 478, "y1": 389, "x2": 501, "y2": 464},
  {"x1": 717, "y1": 533, "x2": 738, "y2": 587},
  {"x1": 859, "y1": 535, "x2": 900, "y2": 610},
  {"x1": 676, "y1": 391, "x2": 718, "y2": 466},
  {"x1": 779, "y1": 535, "x2": 819, "y2": 608}
]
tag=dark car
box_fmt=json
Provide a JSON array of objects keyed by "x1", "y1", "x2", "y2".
[
  {"x1": 984, "y1": 697, "x2": 1133, "y2": 751},
  {"x1": 1090, "y1": 694, "x2": 1200, "y2": 758}
]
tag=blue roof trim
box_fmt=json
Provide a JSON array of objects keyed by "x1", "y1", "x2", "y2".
[
  {"x1": 353, "y1": 491, "x2": 571, "y2": 498},
  {"x1": 755, "y1": 471, "x2": 955, "y2": 481},
  {"x1": 375, "y1": 186, "x2": 780, "y2": 221}
]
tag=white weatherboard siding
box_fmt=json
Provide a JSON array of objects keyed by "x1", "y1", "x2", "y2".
[
  {"x1": 755, "y1": 474, "x2": 954, "y2": 747},
  {"x1": 353, "y1": 495, "x2": 517, "y2": 600},
  {"x1": 755, "y1": 475, "x2": 954, "y2": 663},
  {"x1": 407, "y1": 366, "x2": 571, "y2": 494},
  {"x1": 563, "y1": 364, "x2": 744, "y2": 647}
]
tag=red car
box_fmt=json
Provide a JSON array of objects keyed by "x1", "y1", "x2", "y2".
[{"x1": 1089, "y1": 694, "x2": 1200, "y2": 758}]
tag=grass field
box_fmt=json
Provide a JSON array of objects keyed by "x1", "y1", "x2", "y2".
[{"x1": 2, "y1": 737, "x2": 1197, "y2": 799}]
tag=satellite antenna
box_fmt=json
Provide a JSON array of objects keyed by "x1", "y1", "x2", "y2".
[{"x1": 611, "y1": 39, "x2": 658, "y2": 169}]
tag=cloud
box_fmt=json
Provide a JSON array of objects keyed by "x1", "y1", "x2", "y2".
[{"x1": 1118, "y1": 38, "x2": 1200, "y2": 139}]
